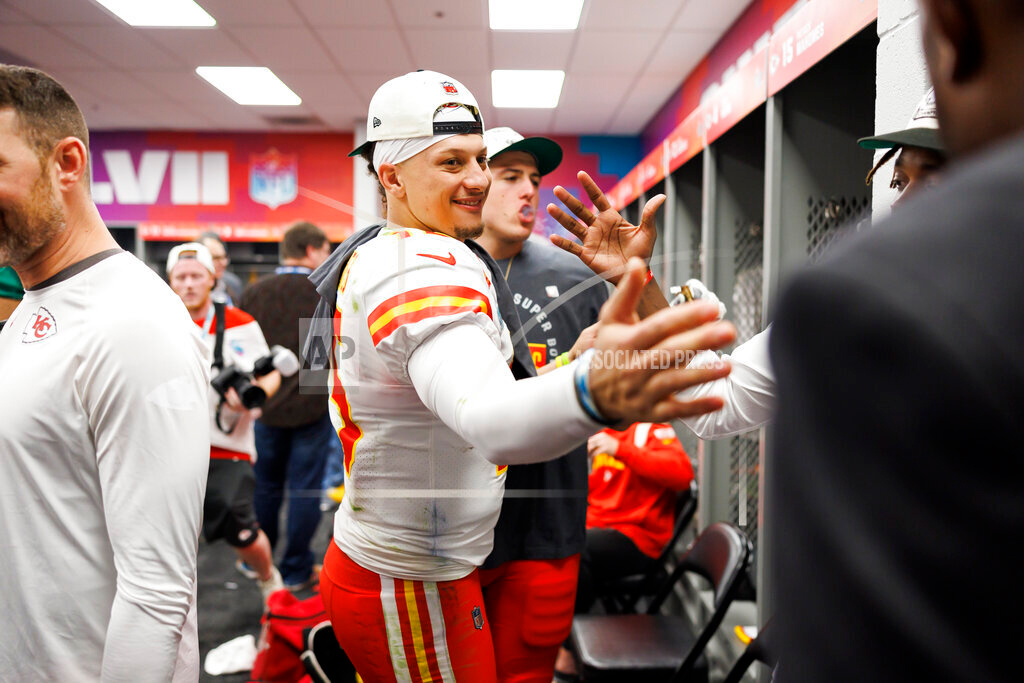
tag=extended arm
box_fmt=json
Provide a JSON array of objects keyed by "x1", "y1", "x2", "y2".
[
  {"x1": 679, "y1": 328, "x2": 776, "y2": 439},
  {"x1": 409, "y1": 259, "x2": 737, "y2": 464}
]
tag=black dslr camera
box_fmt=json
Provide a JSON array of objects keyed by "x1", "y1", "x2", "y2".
[{"x1": 211, "y1": 345, "x2": 300, "y2": 410}]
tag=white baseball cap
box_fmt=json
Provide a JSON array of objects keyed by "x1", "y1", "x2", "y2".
[
  {"x1": 166, "y1": 242, "x2": 216, "y2": 275},
  {"x1": 484, "y1": 126, "x2": 563, "y2": 176},
  {"x1": 349, "y1": 70, "x2": 484, "y2": 158},
  {"x1": 859, "y1": 88, "x2": 942, "y2": 152}
]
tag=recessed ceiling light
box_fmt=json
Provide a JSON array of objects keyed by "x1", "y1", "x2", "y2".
[
  {"x1": 196, "y1": 67, "x2": 302, "y2": 106},
  {"x1": 92, "y1": 0, "x2": 216, "y2": 27},
  {"x1": 488, "y1": 0, "x2": 585, "y2": 30},
  {"x1": 491, "y1": 70, "x2": 565, "y2": 109}
]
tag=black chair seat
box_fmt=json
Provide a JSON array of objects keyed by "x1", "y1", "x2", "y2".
[{"x1": 572, "y1": 614, "x2": 708, "y2": 682}]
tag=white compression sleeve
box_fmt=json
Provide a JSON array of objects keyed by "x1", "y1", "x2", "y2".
[
  {"x1": 407, "y1": 322, "x2": 603, "y2": 465},
  {"x1": 679, "y1": 326, "x2": 777, "y2": 439}
]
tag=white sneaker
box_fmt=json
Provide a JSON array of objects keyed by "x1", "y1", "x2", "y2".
[
  {"x1": 234, "y1": 560, "x2": 259, "y2": 581},
  {"x1": 259, "y1": 566, "x2": 284, "y2": 606}
]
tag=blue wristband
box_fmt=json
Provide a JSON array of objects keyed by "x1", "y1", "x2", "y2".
[{"x1": 573, "y1": 349, "x2": 617, "y2": 426}]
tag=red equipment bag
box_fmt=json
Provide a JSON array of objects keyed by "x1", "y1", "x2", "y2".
[{"x1": 250, "y1": 589, "x2": 326, "y2": 683}]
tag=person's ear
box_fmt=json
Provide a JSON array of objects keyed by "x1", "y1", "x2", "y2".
[
  {"x1": 923, "y1": 0, "x2": 984, "y2": 84},
  {"x1": 379, "y1": 163, "x2": 405, "y2": 200},
  {"x1": 52, "y1": 136, "x2": 89, "y2": 191}
]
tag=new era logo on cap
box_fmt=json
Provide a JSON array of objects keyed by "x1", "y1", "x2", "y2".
[
  {"x1": 372, "y1": 117, "x2": 381, "y2": 128},
  {"x1": 912, "y1": 89, "x2": 938, "y2": 124},
  {"x1": 441, "y1": 80, "x2": 458, "y2": 94}
]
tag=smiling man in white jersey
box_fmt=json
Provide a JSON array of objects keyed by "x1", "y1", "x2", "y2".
[
  {"x1": 0, "y1": 64, "x2": 209, "y2": 681},
  {"x1": 314, "y1": 70, "x2": 738, "y2": 682}
]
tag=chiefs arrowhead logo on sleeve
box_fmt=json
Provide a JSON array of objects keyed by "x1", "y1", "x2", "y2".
[{"x1": 22, "y1": 307, "x2": 57, "y2": 343}]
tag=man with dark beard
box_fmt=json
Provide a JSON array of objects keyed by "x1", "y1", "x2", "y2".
[
  {"x1": 767, "y1": 1, "x2": 1024, "y2": 679},
  {"x1": 0, "y1": 65, "x2": 209, "y2": 681}
]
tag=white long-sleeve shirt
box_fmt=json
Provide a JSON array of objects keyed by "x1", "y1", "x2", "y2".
[
  {"x1": 680, "y1": 327, "x2": 776, "y2": 439},
  {"x1": 330, "y1": 228, "x2": 601, "y2": 581},
  {"x1": 0, "y1": 251, "x2": 210, "y2": 682}
]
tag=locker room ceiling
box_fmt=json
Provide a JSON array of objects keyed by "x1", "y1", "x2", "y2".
[{"x1": 0, "y1": 0, "x2": 751, "y2": 135}]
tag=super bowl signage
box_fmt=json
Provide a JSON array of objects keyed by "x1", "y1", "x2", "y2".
[
  {"x1": 249, "y1": 149, "x2": 298, "y2": 209},
  {"x1": 91, "y1": 150, "x2": 229, "y2": 206}
]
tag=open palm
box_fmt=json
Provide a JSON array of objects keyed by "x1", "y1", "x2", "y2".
[{"x1": 547, "y1": 171, "x2": 665, "y2": 284}]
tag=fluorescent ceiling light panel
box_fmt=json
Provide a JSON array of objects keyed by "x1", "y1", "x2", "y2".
[
  {"x1": 93, "y1": 0, "x2": 216, "y2": 27},
  {"x1": 196, "y1": 67, "x2": 302, "y2": 106},
  {"x1": 491, "y1": 70, "x2": 565, "y2": 108},
  {"x1": 489, "y1": 0, "x2": 584, "y2": 30}
]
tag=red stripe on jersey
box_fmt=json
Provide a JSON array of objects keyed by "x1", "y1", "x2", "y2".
[
  {"x1": 413, "y1": 582, "x2": 445, "y2": 682},
  {"x1": 330, "y1": 307, "x2": 363, "y2": 477},
  {"x1": 367, "y1": 285, "x2": 492, "y2": 346},
  {"x1": 394, "y1": 580, "x2": 425, "y2": 683}
]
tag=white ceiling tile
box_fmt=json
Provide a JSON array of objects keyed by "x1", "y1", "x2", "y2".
[
  {"x1": 83, "y1": 101, "x2": 153, "y2": 130},
  {"x1": 646, "y1": 30, "x2": 716, "y2": 77},
  {"x1": 0, "y1": 26, "x2": 109, "y2": 69},
  {"x1": 404, "y1": 29, "x2": 488, "y2": 76},
  {"x1": 673, "y1": 0, "x2": 751, "y2": 31},
  {"x1": 273, "y1": 70, "x2": 360, "y2": 107},
  {"x1": 147, "y1": 27, "x2": 254, "y2": 66},
  {"x1": 548, "y1": 111, "x2": 612, "y2": 134},
  {"x1": 0, "y1": 2, "x2": 33, "y2": 24},
  {"x1": 582, "y1": 0, "x2": 685, "y2": 31},
  {"x1": 111, "y1": 100, "x2": 216, "y2": 129},
  {"x1": 390, "y1": 0, "x2": 486, "y2": 29},
  {"x1": 185, "y1": 101, "x2": 269, "y2": 128},
  {"x1": 201, "y1": 0, "x2": 306, "y2": 27},
  {"x1": 607, "y1": 73, "x2": 683, "y2": 133},
  {"x1": 318, "y1": 29, "x2": 415, "y2": 75},
  {"x1": 489, "y1": 108, "x2": 555, "y2": 133},
  {"x1": 5, "y1": 0, "x2": 117, "y2": 24},
  {"x1": 346, "y1": 72, "x2": 399, "y2": 101},
  {"x1": 1, "y1": 0, "x2": 747, "y2": 134},
  {"x1": 50, "y1": 25, "x2": 181, "y2": 68},
  {"x1": 229, "y1": 26, "x2": 336, "y2": 71},
  {"x1": 57, "y1": 69, "x2": 167, "y2": 103},
  {"x1": 566, "y1": 30, "x2": 657, "y2": 75},
  {"x1": 490, "y1": 31, "x2": 576, "y2": 70},
  {"x1": 293, "y1": 0, "x2": 395, "y2": 28},
  {"x1": 551, "y1": 73, "x2": 626, "y2": 132},
  {"x1": 129, "y1": 69, "x2": 233, "y2": 106}
]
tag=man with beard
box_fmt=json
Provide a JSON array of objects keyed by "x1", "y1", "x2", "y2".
[
  {"x1": 0, "y1": 65, "x2": 209, "y2": 681},
  {"x1": 767, "y1": 0, "x2": 1024, "y2": 679}
]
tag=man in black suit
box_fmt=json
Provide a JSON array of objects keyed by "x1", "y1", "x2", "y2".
[{"x1": 769, "y1": 0, "x2": 1024, "y2": 680}]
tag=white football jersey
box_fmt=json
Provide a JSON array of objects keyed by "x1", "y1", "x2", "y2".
[{"x1": 330, "y1": 226, "x2": 514, "y2": 581}]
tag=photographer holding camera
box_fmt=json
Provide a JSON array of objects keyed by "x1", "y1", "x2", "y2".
[{"x1": 168, "y1": 242, "x2": 287, "y2": 605}]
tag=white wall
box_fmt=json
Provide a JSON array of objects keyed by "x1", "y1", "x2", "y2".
[{"x1": 873, "y1": 0, "x2": 931, "y2": 219}]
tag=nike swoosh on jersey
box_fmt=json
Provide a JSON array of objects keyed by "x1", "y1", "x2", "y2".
[{"x1": 417, "y1": 252, "x2": 456, "y2": 266}]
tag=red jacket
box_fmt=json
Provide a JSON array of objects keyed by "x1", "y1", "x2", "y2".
[{"x1": 586, "y1": 423, "x2": 694, "y2": 558}]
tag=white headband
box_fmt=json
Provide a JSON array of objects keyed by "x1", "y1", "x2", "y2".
[{"x1": 372, "y1": 105, "x2": 480, "y2": 170}]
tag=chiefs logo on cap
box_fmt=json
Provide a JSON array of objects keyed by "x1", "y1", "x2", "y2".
[{"x1": 441, "y1": 80, "x2": 458, "y2": 94}]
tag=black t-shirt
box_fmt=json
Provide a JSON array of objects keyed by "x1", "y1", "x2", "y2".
[
  {"x1": 484, "y1": 238, "x2": 609, "y2": 566},
  {"x1": 240, "y1": 270, "x2": 326, "y2": 428}
]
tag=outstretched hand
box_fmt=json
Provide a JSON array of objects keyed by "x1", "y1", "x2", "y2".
[
  {"x1": 587, "y1": 258, "x2": 736, "y2": 424},
  {"x1": 547, "y1": 171, "x2": 665, "y2": 284}
]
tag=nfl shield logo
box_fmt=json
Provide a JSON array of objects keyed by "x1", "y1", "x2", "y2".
[
  {"x1": 249, "y1": 149, "x2": 298, "y2": 209},
  {"x1": 441, "y1": 80, "x2": 458, "y2": 95}
]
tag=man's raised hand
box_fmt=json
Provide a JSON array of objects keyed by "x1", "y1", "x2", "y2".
[{"x1": 547, "y1": 171, "x2": 665, "y2": 284}]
